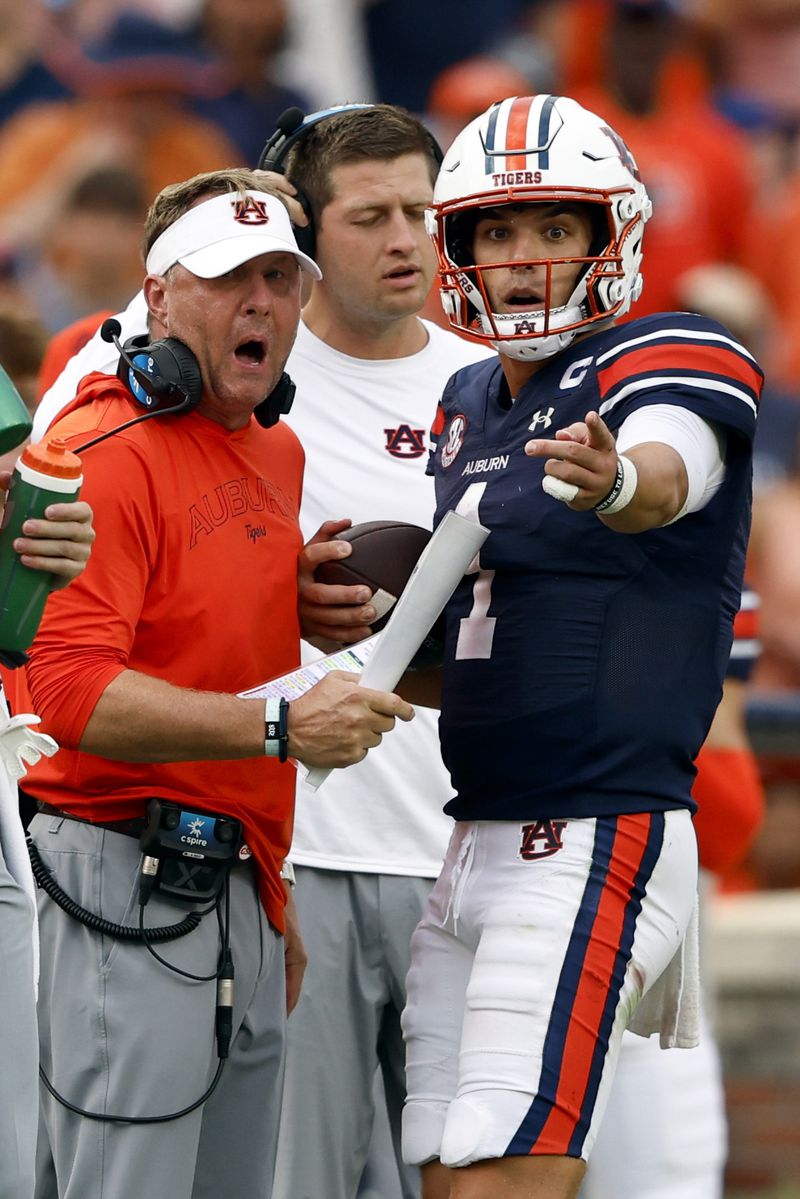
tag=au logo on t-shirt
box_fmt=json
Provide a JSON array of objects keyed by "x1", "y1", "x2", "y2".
[{"x1": 384, "y1": 424, "x2": 426, "y2": 459}]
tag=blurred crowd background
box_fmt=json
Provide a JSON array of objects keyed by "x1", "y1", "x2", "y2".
[{"x1": 0, "y1": 0, "x2": 798, "y2": 1194}]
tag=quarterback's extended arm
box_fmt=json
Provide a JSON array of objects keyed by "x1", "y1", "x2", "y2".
[{"x1": 526, "y1": 405, "x2": 724, "y2": 533}]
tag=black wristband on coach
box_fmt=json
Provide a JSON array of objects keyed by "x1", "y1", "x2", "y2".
[{"x1": 264, "y1": 697, "x2": 290, "y2": 763}]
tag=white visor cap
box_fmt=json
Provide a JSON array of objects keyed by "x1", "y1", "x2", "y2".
[{"x1": 145, "y1": 190, "x2": 322, "y2": 281}]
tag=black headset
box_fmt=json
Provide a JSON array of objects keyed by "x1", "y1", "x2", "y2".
[
  {"x1": 100, "y1": 319, "x2": 295, "y2": 439},
  {"x1": 257, "y1": 104, "x2": 444, "y2": 259},
  {"x1": 111, "y1": 324, "x2": 203, "y2": 414}
]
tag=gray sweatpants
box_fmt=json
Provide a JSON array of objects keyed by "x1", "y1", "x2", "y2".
[
  {"x1": 0, "y1": 848, "x2": 38, "y2": 1199},
  {"x1": 273, "y1": 867, "x2": 433, "y2": 1199},
  {"x1": 30, "y1": 814, "x2": 286, "y2": 1199}
]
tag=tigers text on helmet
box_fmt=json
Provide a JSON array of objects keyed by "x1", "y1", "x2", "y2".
[{"x1": 426, "y1": 94, "x2": 652, "y2": 361}]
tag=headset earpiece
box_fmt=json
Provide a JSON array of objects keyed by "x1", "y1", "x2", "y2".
[
  {"x1": 116, "y1": 335, "x2": 202, "y2": 413},
  {"x1": 254, "y1": 372, "x2": 296, "y2": 428},
  {"x1": 258, "y1": 104, "x2": 444, "y2": 261}
]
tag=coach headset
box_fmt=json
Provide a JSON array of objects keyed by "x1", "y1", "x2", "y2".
[{"x1": 257, "y1": 102, "x2": 445, "y2": 258}]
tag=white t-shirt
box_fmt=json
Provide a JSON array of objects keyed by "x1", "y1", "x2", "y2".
[{"x1": 286, "y1": 319, "x2": 492, "y2": 875}]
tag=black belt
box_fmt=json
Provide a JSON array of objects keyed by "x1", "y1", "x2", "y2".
[{"x1": 36, "y1": 803, "x2": 146, "y2": 840}]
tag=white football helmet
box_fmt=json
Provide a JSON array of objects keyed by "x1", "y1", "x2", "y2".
[{"x1": 427, "y1": 94, "x2": 653, "y2": 360}]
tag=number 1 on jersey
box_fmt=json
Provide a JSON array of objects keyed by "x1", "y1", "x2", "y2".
[{"x1": 454, "y1": 482, "x2": 496, "y2": 660}]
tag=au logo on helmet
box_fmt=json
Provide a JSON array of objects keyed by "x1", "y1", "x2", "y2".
[{"x1": 600, "y1": 125, "x2": 642, "y2": 181}]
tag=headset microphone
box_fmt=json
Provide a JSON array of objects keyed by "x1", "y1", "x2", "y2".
[
  {"x1": 257, "y1": 106, "x2": 305, "y2": 171},
  {"x1": 100, "y1": 317, "x2": 122, "y2": 341},
  {"x1": 100, "y1": 319, "x2": 197, "y2": 414}
]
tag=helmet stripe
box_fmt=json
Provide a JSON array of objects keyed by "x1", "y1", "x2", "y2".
[
  {"x1": 483, "y1": 102, "x2": 502, "y2": 174},
  {"x1": 536, "y1": 94, "x2": 558, "y2": 170},
  {"x1": 506, "y1": 96, "x2": 535, "y2": 171}
]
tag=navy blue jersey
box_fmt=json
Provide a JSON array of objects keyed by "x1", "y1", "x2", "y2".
[{"x1": 428, "y1": 313, "x2": 763, "y2": 822}]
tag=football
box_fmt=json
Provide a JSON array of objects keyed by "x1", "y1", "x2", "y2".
[{"x1": 313, "y1": 520, "x2": 431, "y2": 632}]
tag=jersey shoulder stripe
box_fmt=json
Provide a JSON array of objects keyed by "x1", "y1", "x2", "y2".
[
  {"x1": 598, "y1": 340, "x2": 762, "y2": 403},
  {"x1": 596, "y1": 318, "x2": 763, "y2": 426},
  {"x1": 596, "y1": 317, "x2": 760, "y2": 368}
]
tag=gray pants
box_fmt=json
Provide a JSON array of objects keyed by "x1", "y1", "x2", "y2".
[
  {"x1": 0, "y1": 849, "x2": 38, "y2": 1199},
  {"x1": 273, "y1": 867, "x2": 432, "y2": 1199},
  {"x1": 30, "y1": 814, "x2": 286, "y2": 1199}
]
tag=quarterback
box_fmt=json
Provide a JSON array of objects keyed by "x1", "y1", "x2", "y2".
[{"x1": 400, "y1": 94, "x2": 763, "y2": 1199}]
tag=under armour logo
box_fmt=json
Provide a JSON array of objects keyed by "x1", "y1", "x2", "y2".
[
  {"x1": 232, "y1": 196, "x2": 271, "y2": 225},
  {"x1": 519, "y1": 819, "x2": 568, "y2": 861},
  {"x1": 384, "y1": 424, "x2": 426, "y2": 459},
  {"x1": 528, "y1": 407, "x2": 554, "y2": 431}
]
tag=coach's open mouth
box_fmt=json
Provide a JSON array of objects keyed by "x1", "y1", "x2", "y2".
[{"x1": 235, "y1": 338, "x2": 266, "y2": 365}]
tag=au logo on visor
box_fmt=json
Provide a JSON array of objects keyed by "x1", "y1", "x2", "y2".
[{"x1": 233, "y1": 196, "x2": 271, "y2": 225}]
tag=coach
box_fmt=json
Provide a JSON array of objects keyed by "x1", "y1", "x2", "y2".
[{"x1": 22, "y1": 167, "x2": 413, "y2": 1199}]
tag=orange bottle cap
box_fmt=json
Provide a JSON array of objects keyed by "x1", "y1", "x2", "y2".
[{"x1": 20, "y1": 438, "x2": 82, "y2": 479}]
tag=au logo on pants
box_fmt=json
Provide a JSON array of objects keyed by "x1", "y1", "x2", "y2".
[{"x1": 519, "y1": 819, "x2": 567, "y2": 860}]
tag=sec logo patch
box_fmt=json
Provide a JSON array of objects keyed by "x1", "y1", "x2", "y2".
[{"x1": 441, "y1": 413, "x2": 468, "y2": 468}]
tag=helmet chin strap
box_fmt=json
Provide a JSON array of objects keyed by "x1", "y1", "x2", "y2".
[
  {"x1": 492, "y1": 330, "x2": 577, "y2": 362},
  {"x1": 478, "y1": 303, "x2": 585, "y2": 361}
]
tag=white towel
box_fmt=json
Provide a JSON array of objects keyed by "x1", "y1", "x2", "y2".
[
  {"x1": 628, "y1": 891, "x2": 701, "y2": 1049},
  {"x1": 0, "y1": 690, "x2": 56, "y2": 996}
]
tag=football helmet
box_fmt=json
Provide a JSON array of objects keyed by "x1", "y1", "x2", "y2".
[{"x1": 426, "y1": 94, "x2": 653, "y2": 360}]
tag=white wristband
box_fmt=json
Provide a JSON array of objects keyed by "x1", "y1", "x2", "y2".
[{"x1": 594, "y1": 454, "x2": 638, "y2": 515}]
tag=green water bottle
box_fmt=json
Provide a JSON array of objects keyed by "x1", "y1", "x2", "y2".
[
  {"x1": 0, "y1": 439, "x2": 83, "y2": 652},
  {"x1": 0, "y1": 363, "x2": 33, "y2": 454}
]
